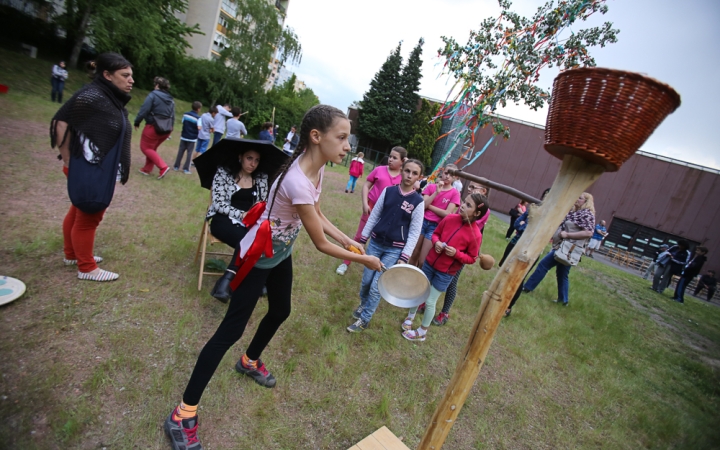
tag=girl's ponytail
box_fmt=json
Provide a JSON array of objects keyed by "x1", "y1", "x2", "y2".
[
  {"x1": 468, "y1": 193, "x2": 489, "y2": 222},
  {"x1": 266, "y1": 105, "x2": 347, "y2": 219}
]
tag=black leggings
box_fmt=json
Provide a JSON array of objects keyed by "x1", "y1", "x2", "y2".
[
  {"x1": 440, "y1": 266, "x2": 463, "y2": 314},
  {"x1": 508, "y1": 257, "x2": 539, "y2": 310},
  {"x1": 210, "y1": 215, "x2": 249, "y2": 273},
  {"x1": 183, "y1": 256, "x2": 293, "y2": 405}
]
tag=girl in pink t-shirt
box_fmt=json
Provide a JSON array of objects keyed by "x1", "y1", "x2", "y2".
[
  {"x1": 336, "y1": 146, "x2": 407, "y2": 275},
  {"x1": 408, "y1": 164, "x2": 461, "y2": 268},
  {"x1": 165, "y1": 105, "x2": 383, "y2": 449}
]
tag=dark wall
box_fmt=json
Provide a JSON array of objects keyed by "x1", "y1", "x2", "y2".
[{"x1": 461, "y1": 117, "x2": 720, "y2": 271}]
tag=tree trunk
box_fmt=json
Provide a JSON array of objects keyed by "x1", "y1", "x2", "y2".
[
  {"x1": 418, "y1": 154, "x2": 605, "y2": 450},
  {"x1": 69, "y1": 3, "x2": 93, "y2": 68}
]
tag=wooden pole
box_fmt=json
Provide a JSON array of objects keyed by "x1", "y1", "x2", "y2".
[
  {"x1": 418, "y1": 154, "x2": 605, "y2": 450},
  {"x1": 446, "y1": 169, "x2": 542, "y2": 205}
]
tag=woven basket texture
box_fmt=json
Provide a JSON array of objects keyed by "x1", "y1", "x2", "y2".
[{"x1": 544, "y1": 67, "x2": 681, "y2": 171}]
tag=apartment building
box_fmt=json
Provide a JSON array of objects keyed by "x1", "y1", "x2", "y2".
[{"x1": 179, "y1": 0, "x2": 289, "y2": 61}]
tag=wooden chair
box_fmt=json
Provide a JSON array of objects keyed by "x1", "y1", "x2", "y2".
[{"x1": 194, "y1": 219, "x2": 233, "y2": 291}]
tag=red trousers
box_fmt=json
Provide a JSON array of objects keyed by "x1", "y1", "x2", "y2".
[
  {"x1": 62, "y1": 166, "x2": 105, "y2": 272},
  {"x1": 140, "y1": 124, "x2": 169, "y2": 173}
]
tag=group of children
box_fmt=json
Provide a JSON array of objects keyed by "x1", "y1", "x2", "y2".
[
  {"x1": 341, "y1": 148, "x2": 490, "y2": 342},
  {"x1": 164, "y1": 105, "x2": 491, "y2": 450}
]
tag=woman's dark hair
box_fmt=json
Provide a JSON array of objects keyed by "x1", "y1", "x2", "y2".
[
  {"x1": 467, "y1": 193, "x2": 489, "y2": 222},
  {"x1": 390, "y1": 146, "x2": 408, "y2": 160},
  {"x1": 231, "y1": 106, "x2": 242, "y2": 117},
  {"x1": 403, "y1": 158, "x2": 424, "y2": 174},
  {"x1": 154, "y1": 76, "x2": 170, "y2": 91},
  {"x1": 677, "y1": 240, "x2": 689, "y2": 250},
  {"x1": 263, "y1": 121, "x2": 273, "y2": 130},
  {"x1": 267, "y1": 105, "x2": 347, "y2": 218},
  {"x1": 86, "y1": 52, "x2": 132, "y2": 79}
]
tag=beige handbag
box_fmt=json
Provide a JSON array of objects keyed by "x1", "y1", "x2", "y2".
[{"x1": 552, "y1": 221, "x2": 588, "y2": 266}]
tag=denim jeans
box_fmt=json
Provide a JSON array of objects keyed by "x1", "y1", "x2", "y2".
[
  {"x1": 346, "y1": 176, "x2": 359, "y2": 191},
  {"x1": 359, "y1": 240, "x2": 402, "y2": 323},
  {"x1": 523, "y1": 250, "x2": 571, "y2": 304},
  {"x1": 674, "y1": 275, "x2": 692, "y2": 302}
]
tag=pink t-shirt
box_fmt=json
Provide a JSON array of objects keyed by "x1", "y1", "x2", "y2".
[
  {"x1": 256, "y1": 157, "x2": 323, "y2": 268},
  {"x1": 366, "y1": 166, "x2": 402, "y2": 206},
  {"x1": 422, "y1": 183, "x2": 461, "y2": 223}
]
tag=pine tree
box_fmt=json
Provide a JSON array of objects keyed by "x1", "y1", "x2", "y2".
[
  {"x1": 407, "y1": 99, "x2": 441, "y2": 169},
  {"x1": 398, "y1": 38, "x2": 424, "y2": 145},
  {"x1": 357, "y1": 43, "x2": 404, "y2": 150}
]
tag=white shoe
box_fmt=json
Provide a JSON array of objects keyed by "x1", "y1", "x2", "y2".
[{"x1": 336, "y1": 263, "x2": 348, "y2": 275}]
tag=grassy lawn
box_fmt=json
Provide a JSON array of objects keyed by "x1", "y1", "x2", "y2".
[{"x1": 1, "y1": 49, "x2": 719, "y2": 449}]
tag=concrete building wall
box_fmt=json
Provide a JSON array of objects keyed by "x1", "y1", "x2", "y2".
[
  {"x1": 184, "y1": 0, "x2": 223, "y2": 59},
  {"x1": 458, "y1": 116, "x2": 720, "y2": 271}
]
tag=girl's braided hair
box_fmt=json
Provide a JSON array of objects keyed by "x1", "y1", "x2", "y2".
[{"x1": 267, "y1": 104, "x2": 347, "y2": 218}]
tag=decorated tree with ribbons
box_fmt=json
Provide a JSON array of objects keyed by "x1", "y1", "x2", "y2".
[{"x1": 431, "y1": 0, "x2": 619, "y2": 174}]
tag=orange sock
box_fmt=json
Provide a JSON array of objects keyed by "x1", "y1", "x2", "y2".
[
  {"x1": 242, "y1": 354, "x2": 257, "y2": 368},
  {"x1": 174, "y1": 401, "x2": 198, "y2": 420}
]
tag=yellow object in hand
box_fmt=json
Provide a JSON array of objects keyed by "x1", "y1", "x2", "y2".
[{"x1": 348, "y1": 245, "x2": 362, "y2": 254}]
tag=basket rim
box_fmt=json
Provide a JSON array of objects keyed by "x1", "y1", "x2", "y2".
[{"x1": 555, "y1": 67, "x2": 681, "y2": 112}]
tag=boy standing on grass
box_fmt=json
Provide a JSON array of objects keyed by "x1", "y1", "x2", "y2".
[
  {"x1": 225, "y1": 107, "x2": 248, "y2": 139},
  {"x1": 347, "y1": 159, "x2": 425, "y2": 332},
  {"x1": 173, "y1": 101, "x2": 202, "y2": 174},
  {"x1": 194, "y1": 106, "x2": 216, "y2": 159}
]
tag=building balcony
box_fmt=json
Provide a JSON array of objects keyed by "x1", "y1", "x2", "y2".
[
  {"x1": 221, "y1": 0, "x2": 238, "y2": 17},
  {"x1": 216, "y1": 23, "x2": 227, "y2": 35},
  {"x1": 275, "y1": 0, "x2": 286, "y2": 15}
]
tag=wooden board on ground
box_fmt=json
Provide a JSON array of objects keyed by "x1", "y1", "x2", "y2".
[{"x1": 348, "y1": 426, "x2": 410, "y2": 450}]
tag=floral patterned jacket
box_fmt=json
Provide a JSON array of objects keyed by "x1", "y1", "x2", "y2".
[{"x1": 206, "y1": 167, "x2": 269, "y2": 224}]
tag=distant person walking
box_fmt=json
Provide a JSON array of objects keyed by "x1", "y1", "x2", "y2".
[
  {"x1": 651, "y1": 240, "x2": 690, "y2": 293},
  {"x1": 258, "y1": 122, "x2": 274, "y2": 142},
  {"x1": 673, "y1": 246, "x2": 708, "y2": 303},
  {"x1": 283, "y1": 125, "x2": 297, "y2": 156},
  {"x1": 195, "y1": 105, "x2": 217, "y2": 159},
  {"x1": 212, "y1": 104, "x2": 233, "y2": 145},
  {"x1": 50, "y1": 52, "x2": 134, "y2": 282},
  {"x1": 225, "y1": 107, "x2": 248, "y2": 139},
  {"x1": 585, "y1": 219, "x2": 608, "y2": 258},
  {"x1": 694, "y1": 270, "x2": 717, "y2": 301},
  {"x1": 135, "y1": 76, "x2": 175, "y2": 179},
  {"x1": 51, "y1": 60, "x2": 68, "y2": 103},
  {"x1": 643, "y1": 244, "x2": 669, "y2": 279},
  {"x1": 345, "y1": 152, "x2": 364, "y2": 193},
  {"x1": 173, "y1": 101, "x2": 202, "y2": 174},
  {"x1": 505, "y1": 201, "x2": 527, "y2": 239}
]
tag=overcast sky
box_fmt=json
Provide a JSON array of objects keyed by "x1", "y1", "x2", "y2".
[{"x1": 284, "y1": 0, "x2": 720, "y2": 169}]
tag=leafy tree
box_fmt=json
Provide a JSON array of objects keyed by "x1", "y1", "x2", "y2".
[
  {"x1": 407, "y1": 99, "x2": 441, "y2": 169},
  {"x1": 58, "y1": 0, "x2": 199, "y2": 68},
  {"x1": 219, "y1": 0, "x2": 302, "y2": 100},
  {"x1": 357, "y1": 43, "x2": 405, "y2": 150},
  {"x1": 398, "y1": 38, "x2": 424, "y2": 144}
]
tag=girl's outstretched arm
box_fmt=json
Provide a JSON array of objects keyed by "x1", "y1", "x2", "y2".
[
  {"x1": 296, "y1": 204, "x2": 383, "y2": 271},
  {"x1": 314, "y1": 202, "x2": 365, "y2": 253}
]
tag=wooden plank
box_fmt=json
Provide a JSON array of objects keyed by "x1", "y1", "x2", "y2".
[
  {"x1": 372, "y1": 426, "x2": 411, "y2": 450},
  {"x1": 354, "y1": 434, "x2": 386, "y2": 450}
]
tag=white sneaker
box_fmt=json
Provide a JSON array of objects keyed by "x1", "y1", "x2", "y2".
[{"x1": 336, "y1": 263, "x2": 348, "y2": 275}]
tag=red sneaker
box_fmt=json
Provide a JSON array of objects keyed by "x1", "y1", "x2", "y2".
[
  {"x1": 417, "y1": 302, "x2": 426, "y2": 313},
  {"x1": 432, "y1": 312, "x2": 449, "y2": 326}
]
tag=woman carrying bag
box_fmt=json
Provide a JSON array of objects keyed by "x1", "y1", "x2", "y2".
[
  {"x1": 50, "y1": 53, "x2": 134, "y2": 282},
  {"x1": 135, "y1": 76, "x2": 175, "y2": 179},
  {"x1": 521, "y1": 193, "x2": 595, "y2": 306}
]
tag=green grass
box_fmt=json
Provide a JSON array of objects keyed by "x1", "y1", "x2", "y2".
[{"x1": 1, "y1": 48, "x2": 719, "y2": 449}]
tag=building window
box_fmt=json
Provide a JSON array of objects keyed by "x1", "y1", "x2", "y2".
[{"x1": 221, "y1": 0, "x2": 237, "y2": 17}]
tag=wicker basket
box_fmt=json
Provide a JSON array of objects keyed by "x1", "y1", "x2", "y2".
[{"x1": 544, "y1": 67, "x2": 681, "y2": 172}]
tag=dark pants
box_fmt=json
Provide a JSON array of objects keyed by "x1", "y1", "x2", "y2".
[
  {"x1": 508, "y1": 257, "x2": 539, "y2": 310},
  {"x1": 499, "y1": 241, "x2": 516, "y2": 267},
  {"x1": 694, "y1": 282, "x2": 716, "y2": 301},
  {"x1": 440, "y1": 266, "x2": 463, "y2": 314},
  {"x1": 505, "y1": 214, "x2": 519, "y2": 239},
  {"x1": 212, "y1": 131, "x2": 223, "y2": 146},
  {"x1": 174, "y1": 140, "x2": 196, "y2": 171},
  {"x1": 183, "y1": 256, "x2": 293, "y2": 405},
  {"x1": 674, "y1": 275, "x2": 694, "y2": 302},
  {"x1": 51, "y1": 77, "x2": 65, "y2": 103}
]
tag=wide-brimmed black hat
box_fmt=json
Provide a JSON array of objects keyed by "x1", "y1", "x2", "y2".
[{"x1": 193, "y1": 138, "x2": 290, "y2": 190}]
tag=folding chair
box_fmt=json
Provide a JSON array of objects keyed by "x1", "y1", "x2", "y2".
[{"x1": 194, "y1": 219, "x2": 233, "y2": 291}]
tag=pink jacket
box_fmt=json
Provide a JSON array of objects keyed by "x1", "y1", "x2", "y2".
[
  {"x1": 349, "y1": 158, "x2": 364, "y2": 178},
  {"x1": 426, "y1": 214, "x2": 481, "y2": 275}
]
